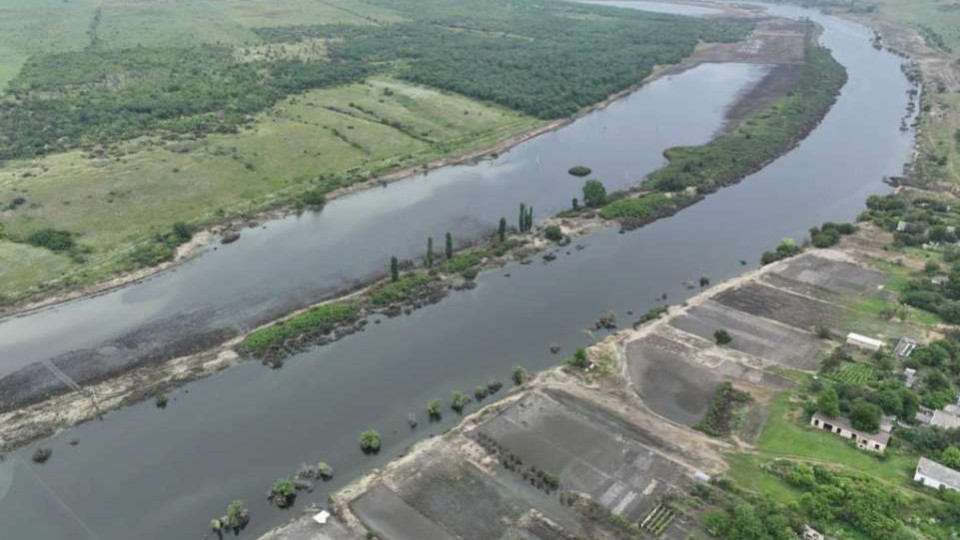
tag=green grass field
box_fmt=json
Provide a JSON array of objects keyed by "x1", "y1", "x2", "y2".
[
  {"x1": 0, "y1": 0, "x2": 98, "y2": 89},
  {"x1": 0, "y1": 78, "x2": 541, "y2": 300}
]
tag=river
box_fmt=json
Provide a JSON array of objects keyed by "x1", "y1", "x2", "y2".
[{"x1": 0, "y1": 2, "x2": 915, "y2": 539}]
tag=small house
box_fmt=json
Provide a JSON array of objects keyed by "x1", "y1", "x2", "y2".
[
  {"x1": 917, "y1": 407, "x2": 960, "y2": 429},
  {"x1": 915, "y1": 457, "x2": 960, "y2": 492},
  {"x1": 903, "y1": 367, "x2": 917, "y2": 388},
  {"x1": 846, "y1": 332, "x2": 884, "y2": 352},
  {"x1": 932, "y1": 275, "x2": 949, "y2": 286},
  {"x1": 811, "y1": 412, "x2": 890, "y2": 453}
]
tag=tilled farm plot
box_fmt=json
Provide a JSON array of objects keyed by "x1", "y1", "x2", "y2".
[
  {"x1": 771, "y1": 254, "x2": 887, "y2": 297},
  {"x1": 624, "y1": 333, "x2": 781, "y2": 426},
  {"x1": 625, "y1": 335, "x2": 724, "y2": 426},
  {"x1": 714, "y1": 282, "x2": 847, "y2": 332},
  {"x1": 670, "y1": 300, "x2": 823, "y2": 370},
  {"x1": 352, "y1": 448, "x2": 527, "y2": 540}
]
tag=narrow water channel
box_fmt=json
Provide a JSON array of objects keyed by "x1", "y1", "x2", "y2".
[{"x1": 0, "y1": 3, "x2": 915, "y2": 539}]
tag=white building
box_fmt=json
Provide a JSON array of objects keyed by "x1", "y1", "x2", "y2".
[
  {"x1": 894, "y1": 337, "x2": 917, "y2": 358},
  {"x1": 811, "y1": 412, "x2": 890, "y2": 453},
  {"x1": 845, "y1": 332, "x2": 884, "y2": 352},
  {"x1": 915, "y1": 457, "x2": 960, "y2": 492},
  {"x1": 903, "y1": 367, "x2": 917, "y2": 388},
  {"x1": 917, "y1": 406, "x2": 960, "y2": 429}
]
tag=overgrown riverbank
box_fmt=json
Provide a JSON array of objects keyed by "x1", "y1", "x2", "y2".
[{"x1": 568, "y1": 27, "x2": 847, "y2": 230}]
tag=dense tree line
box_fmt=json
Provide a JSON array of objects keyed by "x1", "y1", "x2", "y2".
[{"x1": 0, "y1": 46, "x2": 370, "y2": 159}]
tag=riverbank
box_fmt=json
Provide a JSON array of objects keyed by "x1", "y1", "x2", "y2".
[{"x1": 0, "y1": 13, "x2": 838, "y2": 452}]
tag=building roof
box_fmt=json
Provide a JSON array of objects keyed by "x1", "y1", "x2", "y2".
[
  {"x1": 846, "y1": 332, "x2": 884, "y2": 348},
  {"x1": 916, "y1": 457, "x2": 960, "y2": 491},
  {"x1": 812, "y1": 412, "x2": 891, "y2": 444},
  {"x1": 931, "y1": 410, "x2": 960, "y2": 429},
  {"x1": 895, "y1": 338, "x2": 917, "y2": 358}
]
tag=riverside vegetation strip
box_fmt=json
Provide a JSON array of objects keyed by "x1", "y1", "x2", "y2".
[{"x1": 0, "y1": 0, "x2": 751, "y2": 306}]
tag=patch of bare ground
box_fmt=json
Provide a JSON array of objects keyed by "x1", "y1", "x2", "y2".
[
  {"x1": 725, "y1": 64, "x2": 802, "y2": 129},
  {"x1": 645, "y1": 17, "x2": 807, "y2": 86}
]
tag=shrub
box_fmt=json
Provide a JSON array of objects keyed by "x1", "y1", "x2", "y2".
[
  {"x1": 27, "y1": 228, "x2": 75, "y2": 252},
  {"x1": 270, "y1": 477, "x2": 297, "y2": 508},
  {"x1": 440, "y1": 250, "x2": 488, "y2": 274},
  {"x1": 567, "y1": 347, "x2": 590, "y2": 370},
  {"x1": 761, "y1": 238, "x2": 801, "y2": 265},
  {"x1": 582, "y1": 179, "x2": 607, "y2": 207},
  {"x1": 568, "y1": 165, "x2": 591, "y2": 177},
  {"x1": 695, "y1": 382, "x2": 753, "y2": 436},
  {"x1": 223, "y1": 500, "x2": 250, "y2": 533},
  {"x1": 544, "y1": 224, "x2": 563, "y2": 242},
  {"x1": 427, "y1": 399, "x2": 442, "y2": 420},
  {"x1": 316, "y1": 462, "x2": 334, "y2": 480},
  {"x1": 598, "y1": 192, "x2": 675, "y2": 223},
  {"x1": 817, "y1": 388, "x2": 840, "y2": 417},
  {"x1": 369, "y1": 274, "x2": 432, "y2": 306},
  {"x1": 714, "y1": 329, "x2": 732, "y2": 345},
  {"x1": 299, "y1": 188, "x2": 327, "y2": 207},
  {"x1": 512, "y1": 365, "x2": 528, "y2": 385},
  {"x1": 359, "y1": 430, "x2": 381, "y2": 453},
  {"x1": 849, "y1": 400, "x2": 882, "y2": 433},
  {"x1": 241, "y1": 302, "x2": 360, "y2": 355},
  {"x1": 450, "y1": 391, "x2": 470, "y2": 413}
]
